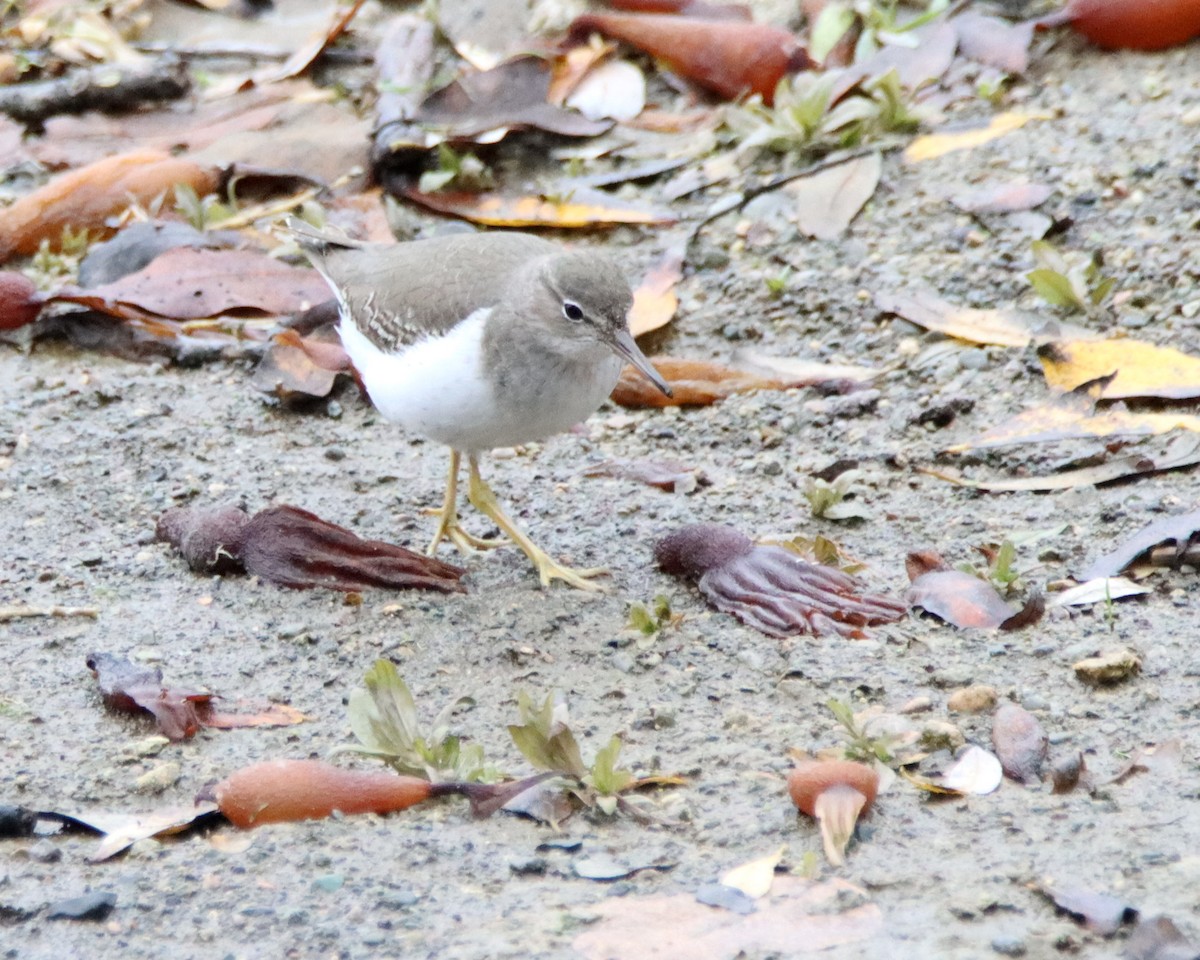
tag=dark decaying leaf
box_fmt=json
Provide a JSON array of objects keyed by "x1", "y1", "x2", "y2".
[
  {"x1": 656, "y1": 523, "x2": 906, "y2": 638},
  {"x1": 991, "y1": 702, "x2": 1047, "y2": 784},
  {"x1": 1050, "y1": 753, "x2": 1087, "y2": 794},
  {"x1": 416, "y1": 55, "x2": 612, "y2": 139},
  {"x1": 86, "y1": 652, "x2": 304, "y2": 741},
  {"x1": 54, "y1": 248, "x2": 331, "y2": 321},
  {"x1": 156, "y1": 503, "x2": 467, "y2": 593},
  {"x1": 1039, "y1": 883, "x2": 1138, "y2": 937},
  {"x1": 87, "y1": 652, "x2": 210, "y2": 740},
  {"x1": 583, "y1": 458, "x2": 710, "y2": 492},
  {"x1": 1109, "y1": 739, "x2": 1184, "y2": 786},
  {"x1": 1078, "y1": 509, "x2": 1200, "y2": 581}
]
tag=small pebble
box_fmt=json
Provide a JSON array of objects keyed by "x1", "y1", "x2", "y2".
[
  {"x1": 25, "y1": 839, "x2": 61, "y2": 863},
  {"x1": 948, "y1": 684, "x2": 998, "y2": 714},
  {"x1": 991, "y1": 935, "x2": 1027, "y2": 956}
]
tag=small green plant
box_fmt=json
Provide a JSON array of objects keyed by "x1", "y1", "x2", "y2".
[
  {"x1": 337, "y1": 659, "x2": 495, "y2": 782},
  {"x1": 507, "y1": 692, "x2": 669, "y2": 817},
  {"x1": 827, "y1": 699, "x2": 895, "y2": 764},
  {"x1": 773, "y1": 533, "x2": 867, "y2": 574},
  {"x1": 627, "y1": 594, "x2": 677, "y2": 637},
  {"x1": 1103, "y1": 578, "x2": 1117, "y2": 633},
  {"x1": 765, "y1": 266, "x2": 792, "y2": 298},
  {"x1": 174, "y1": 183, "x2": 236, "y2": 231},
  {"x1": 417, "y1": 143, "x2": 495, "y2": 193},
  {"x1": 1026, "y1": 240, "x2": 1116, "y2": 315},
  {"x1": 810, "y1": 0, "x2": 951, "y2": 63},
  {"x1": 976, "y1": 72, "x2": 1010, "y2": 106},
  {"x1": 804, "y1": 469, "x2": 869, "y2": 521},
  {"x1": 28, "y1": 226, "x2": 91, "y2": 287}
]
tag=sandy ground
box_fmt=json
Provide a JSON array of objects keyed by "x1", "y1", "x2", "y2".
[{"x1": 2, "y1": 26, "x2": 1199, "y2": 960}]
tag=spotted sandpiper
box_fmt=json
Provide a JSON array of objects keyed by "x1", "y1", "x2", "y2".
[{"x1": 291, "y1": 222, "x2": 672, "y2": 590}]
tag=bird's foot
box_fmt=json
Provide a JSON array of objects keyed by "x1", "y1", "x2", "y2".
[
  {"x1": 424, "y1": 509, "x2": 509, "y2": 556},
  {"x1": 532, "y1": 554, "x2": 610, "y2": 592}
]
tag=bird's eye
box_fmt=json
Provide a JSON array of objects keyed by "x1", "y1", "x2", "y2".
[{"x1": 563, "y1": 301, "x2": 584, "y2": 322}]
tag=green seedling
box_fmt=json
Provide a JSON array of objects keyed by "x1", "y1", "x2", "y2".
[
  {"x1": 337, "y1": 659, "x2": 495, "y2": 783},
  {"x1": 827, "y1": 698, "x2": 896, "y2": 764},
  {"x1": 627, "y1": 594, "x2": 678, "y2": 638},
  {"x1": 772, "y1": 534, "x2": 867, "y2": 574},
  {"x1": 765, "y1": 266, "x2": 792, "y2": 298},
  {"x1": 1026, "y1": 240, "x2": 1116, "y2": 315},
  {"x1": 810, "y1": 0, "x2": 951, "y2": 63},
  {"x1": 29, "y1": 226, "x2": 91, "y2": 287},
  {"x1": 174, "y1": 183, "x2": 236, "y2": 231},
  {"x1": 508, "y1": 692, "x2": 679, "y2": 818},
  {"x1": 804, "y1": 469, "x2": 870, "y2": 522},
  {"x1": 417, "y1": 143, "x2": 495, "y2": 194}
]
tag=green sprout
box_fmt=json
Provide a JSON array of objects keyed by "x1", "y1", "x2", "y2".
[
  {"x1": 827, "y1": 699, "x2": 895, "y2": 764},
  {"x1": 336, "y1": 659, "x2": 495, "y2": 783},
  {"x1": 1026, "y1": 240, "x2": 1116, "y2": 315},
  {"x1": 417, "y1": 143, "x2": 495, "y2": 194},
  {"x1": 627, "y1": 594, "x2": 677, "y2": 637},
  {"x1": 804, "y1": 469, "x2": 869, "y2": 522},
  {"x1": 174, "y1": 183, "x2": 236, "y2": 231}
]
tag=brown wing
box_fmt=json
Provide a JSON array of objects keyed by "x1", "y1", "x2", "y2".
[{"x1": 294, "y1": 225, "x2": 557, "y2": 353}]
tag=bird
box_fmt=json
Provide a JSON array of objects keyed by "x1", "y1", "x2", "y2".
[{"x1": 291, "y1": 221, "x2": 672, "y2": 590}]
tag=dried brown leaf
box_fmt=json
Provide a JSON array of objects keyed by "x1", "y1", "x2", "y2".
[
  {"x1": 398, "y1": 184, "x2": 674, "y2": 228},
  {"x1": 0, "y1": 151, "x2": 220, "y2": 262},
  {"x1": 612, "y1": 357, "x2": 789, "y2": 408},
  {"x1": 789, "y1": 152, "x2": 881, "y2": 241},
  {"x1": 628, "y1": 247, "x2": 684, "y2": 336},
  {"x1": 1079, "y1": 509, "x2": 1200, "y2": 580},
  {"x1": 950, "y1": 179, "x2": 1052, "y2": 214},
  {"x1": 952, "y1": 12, "x2": 1035, "y2": 73}
]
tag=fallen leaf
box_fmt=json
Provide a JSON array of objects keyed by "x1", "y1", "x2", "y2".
[
  {"x1": 86, "y1": 652, "x2": 306, "y2": 741},
  {"x1": 876, "y1": 288, "x2": 1093, "y2": 348},
  {"x1": 629, "y1": 246, "x2": 684, "y2": 336},
  {"x1": 920, "y1": 433, "x2": 1200, "y2": 492},
  {"x1": 398, "y1": 184, "x2": 675, "y2": 228},
  {"x1": 852, "y1": 20, "x2": 958, "y2": 92},
  {"x1": 252, "y1": 328, "x2": 351, "y2": 401},
  {"x1": 438, "y1": 0, "x2": 534, "y2": 70},
  {"x1": 731, "y1": 349, "x2": 878, "y2": 384},
  {"x1": 1110, "y1": 739, "x2": 1184, "y2": 785},
  {"x1": 903, "y1": 111, "x2": 1050, "y2": 163},
  {"x1": 789, "y1": 152, "x2": 882, "y2": 240},
  {"x1": 952, "y1": 12, "x2": 1035, "y2": 73},
  {"x1": 694, "y1": 882, "x2": 758, "y2": 915},
  {"x1": 568, "y1": 12, "x2": 810, "y2": 104},
  {"x1": 1039, "y1": 883, "x2": 1138, "y2": 936},
  {"x1": 612, "y1": 357, "x2": 789, "y2": 408},
  {"x1": 583, "y1": 458, "x2": 709, "y2": 493},
  {"x1": 86, "y1": 652, "x2": 210, "y2": 741},
  {"x1": 719, "y1": 846, "x2": 785, "y2": 899},
  {"x1": 1050, "y1": 577, "x2": 1149, "y2": 607},
  {"x1": 573, "y1": 853, "x2": 675, "y2": 881},
  {"x1": 991, "y1": 702, "x2": 1047, "y2": 784},
  {"x1": 1073, "y1": 648, "x2": 1142, "y2": 686},
  {"x1": 939, "y1": 745, "x2": 1003, "y2": 795},
  {"x1": 574, "y1": 876, "x2": 882, "y2": 958},
  {"x1": 1039, "y1": 339, "x2": 1200, "y2": 400},
  {"x1": 1126, "y1": 915, "x2": 1200, "y2": 960},
  {"x1": 1050, "y1": 753, "x2": 1088, "y2": 794},
  {"x1": 156, "y1": 503, "x2": 468, "y2": 593},
  {"x1": 950, "y1": 179, "x2": 1052, "y2": 214},
  {"x1": 0, "y1": 150, "x2": 220, "y2": 262},
  {"x1": 945, "y1": 391, "x2": 1200, "y2": 452},
  {"x1": 254, "y1": 0, "x2": 367, "y2": 84},
  {"x1": 416, "y1": 55, "x2": 612, "y2": 141},
  {"x1": 1059, "y1": 0, "x2": 1200, "y2": 51},
  {"x1": 1079, "y1": 509, "x2": 1200, "y2": 580},
  {"x1": 548, "y1": 42, "x2": 615, "y2": 104},
  {"x1": 77, "y1": 221, "x2": 235, "y2": 287},
  {"x1": 905, "y1": 552, "x2": 1021, "y2": 630},
  {"x1": 566, "y1": 59, "x2": 646, "y2": 122},
  {"x1": 82, "y1": 804, "x2": 222, "y2": 862},
  {"x1": 54, "y1": 248, "x2": 330, "y2": 321}
]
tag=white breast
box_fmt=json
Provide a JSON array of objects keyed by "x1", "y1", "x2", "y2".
[{"x1": 338, "y1": 310, "x2": 621, "y2": 453}]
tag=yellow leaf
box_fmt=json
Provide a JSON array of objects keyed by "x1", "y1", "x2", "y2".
[
  {"x1": 903, "y1": 111, "x2": 1052, "y2": 163},
  {"x1": 629, "y1": 247, "x2": 683, "y2": 337},
  {"x1": 1039, "y1": 339, "x2": 1200, "y2": 400}
]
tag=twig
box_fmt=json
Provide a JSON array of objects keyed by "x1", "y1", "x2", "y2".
[
  {"x1": 687, "y1": 140, "x2": 906, "y2": 247},
  {"x1": 0, "y1": 605, "x2": 100, "y2": 622},
  {"x1": 0, "y1": 56, "x2": 190, "y2": 127}
]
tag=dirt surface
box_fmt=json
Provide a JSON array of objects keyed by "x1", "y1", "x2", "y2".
[{"x1": 3, "y1": 22, "x2": 1200, "y2": 960}]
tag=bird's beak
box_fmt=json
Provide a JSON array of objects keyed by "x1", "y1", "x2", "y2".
[{"x1": 611, "y1": 328, "x2": 673, "y2": 397}]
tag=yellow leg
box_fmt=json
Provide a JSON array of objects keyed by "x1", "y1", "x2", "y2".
[
  {"x1": 465, "y1": 454, "x2": 608, "y2": 591},
  {"x1": 426, "y1": 450, "x2": 509, "y2": 556}
]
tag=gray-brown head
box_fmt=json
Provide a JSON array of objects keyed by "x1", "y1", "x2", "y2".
[{"x1": 510, "y1": 249, "x2": 672, "y2": 397}]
